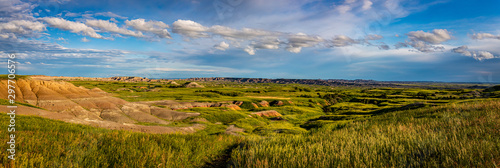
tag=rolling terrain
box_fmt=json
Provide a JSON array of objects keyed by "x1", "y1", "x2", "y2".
[{"x1": 0, "y1": 75, "x2": 499, "y2": 167}]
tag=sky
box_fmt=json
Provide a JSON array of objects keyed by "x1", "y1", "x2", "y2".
[{"x1": 0, "y1": 0, "x2": 499, "y2": 82}]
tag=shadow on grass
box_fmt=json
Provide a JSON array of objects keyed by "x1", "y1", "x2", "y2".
[
  {"x1": 341, "y1": 102, "x2": 428, "y2": 116},
  {"x1": 202, "y1": 143, "x2": 241, "y2": 168}
]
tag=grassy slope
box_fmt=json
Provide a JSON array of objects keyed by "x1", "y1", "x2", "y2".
[
  {"x1": 0, "y1": 114, "x2": 243, "y2": 168},
  {"x1": 0, "y1": 101, "x2": 497, "y2": 167},
  {"x1": 230, "y1": 100, "x2": 500, "y2": 167}
]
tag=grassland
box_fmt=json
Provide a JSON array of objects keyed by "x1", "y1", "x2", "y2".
[{"x1": 0, "y1": 78, "x2": 499, "y2": 167}]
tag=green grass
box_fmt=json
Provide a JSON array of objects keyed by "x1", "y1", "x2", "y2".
[
  {"x1": 0, "y1": 114, "x2": 243, "y2": 168},
  {"x1": 178, "y1": 107, "x2": 248, "y2": 125},
  {"x1": 229, "y1": 100, "x2": 500, "y2": 167},
  {"x1": 0, "y1": 75, "x2": 30, "y2": 80},
  {"x1": 0, "y1": 79, "x2": 497, "y2": 167}
]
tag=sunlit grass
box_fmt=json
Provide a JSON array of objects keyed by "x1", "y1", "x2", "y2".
[{"x1": 230, "y1": 100, "x2": 500, "y2": 167}]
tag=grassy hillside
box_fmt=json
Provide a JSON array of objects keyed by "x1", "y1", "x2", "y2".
[
  {"x1": 0, "y1": 100, "x2": 498, "y2": 167},
  {"x1": 0, "y1": 114, "x2": 243, "y2": 168},
  {"x1": 230, "y1": 100, "x2": 500, "y2": 167}
]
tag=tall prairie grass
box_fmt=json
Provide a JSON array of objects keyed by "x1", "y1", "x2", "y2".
[
  {"x1": 230, "y1": 100, "x2": 500, "y2": 167},
  {"x1": 0, "y1": 115, "x2": 243, "y2": 168}
]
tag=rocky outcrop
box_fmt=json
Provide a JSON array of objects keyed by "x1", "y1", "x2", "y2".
[
  {"x1": 0, "y1": 79, "x2": 200, "y2": 130},
  {"x1": 182, "y1": 82, "x2": 204, "y2": 88},
  {"x1": 251, "y1": 110, "x2": 282, "y2": 117},
  {"x1": 271, "y1": 101, "x2": 284, "y2": 106},
  {"x1": 221, "y1": 104, "x2": 241, "y2": 110},
  {"x1": 251, "y1": 103, "x2": 259, "y2": 108},
  {"x1": 30, "y1": 76, "x2": 162, "y2": 83},
  {"x1": 169, "y1": 81, "x2": 180, "y2": 86},
  {"x1": 109, "y1": 76, "x2": 154, "y2": 82},
  {"x1": 258, "y1": 100, "x2": 269, "y2": 107}
]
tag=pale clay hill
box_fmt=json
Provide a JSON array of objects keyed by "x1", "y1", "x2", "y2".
[{"x1": 0, "y1": 78, "x2": 203, "y2": 133}]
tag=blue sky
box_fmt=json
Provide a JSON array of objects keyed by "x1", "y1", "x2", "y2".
[{"x1": 1, "y1": 0, "x2": 499, "y2": 82}]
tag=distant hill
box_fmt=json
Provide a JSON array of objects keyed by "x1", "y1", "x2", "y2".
[{"x1": 183, "y1": 77, "x2": 493, "y2": 89}]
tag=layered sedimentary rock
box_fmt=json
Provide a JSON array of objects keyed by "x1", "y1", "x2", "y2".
[
  {"x1": 0, "y1": 78, "x2": 202, "y2": 133},
  {"x1": 251, "y1": 110, "x2": 282, "y2": 117}
]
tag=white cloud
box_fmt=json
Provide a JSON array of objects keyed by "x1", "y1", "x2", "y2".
[
  {"x1": 451, "y1": 45, "x2": 497, "y2": 61},
  {"x1": 398, "y1": 29, "x2": 452, "y2": 52},
  {"x1": 330, "y1": 35, "x2": 359, "y2": 47},
  {"x1": 172, "y1": 19, "x2": 209, "y2": 38},
  {"x1": 86, "y1": 19, "x2": 144, "y2": 38},
  {"x1": 286, "y1": 33, "x2": 323, "y2": 53},
  {"x1": 0, "y1": 20, "x2": 46, "y2": 38},
  {"x1": 213, "y1": 41, "x2": 229, "y2": 51},
  {"x1": 406, "y1": 40, "x2": 445, "y2": 52},
  {"x1": 125, "y1": 19, "x2": 172, "y2": 39},
  {"x1": 362, "y1": 0, "x2": 373, "y2": 10},
  {"x1": 41, "y1": 17, "x2": 105, "y2": 39},
  {"x1": 244, "y1": 46, "x2": 256, "y2": 55},
  {"x1": 252, "y1": 38, "x2": 281, "y2": 49},
  {"x1": 0, "y1": 0, "x2": 36, "y2": 21},
  {"x1": 471, "y1": 33, "x2": 500, "y2": 40},
  {"x1": 81, "y1": 37, "x2": 90, "y2": 42},
  {"x1": 125, "y1": 19, "x2": 171, "y2": 39},
  {"x1": 171, "y1": 20, "x2": 324, "y2": 54},
  {"x1": 407, "y1": 29, "x2": 451, "y2": 44},
  {"x1": 337, "y1": 5, "x2": 352, "y2": 14}
]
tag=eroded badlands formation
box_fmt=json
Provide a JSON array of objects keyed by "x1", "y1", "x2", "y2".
[{"x1": 0, "y1": 78, "x2": 202, "y2": 133}]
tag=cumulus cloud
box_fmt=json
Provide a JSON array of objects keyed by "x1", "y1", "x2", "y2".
[
  {"x1": 362, "y1": 0, "x2": 373, "y2": 10},
  {"x1": 407, "y1": 29, "x2": 451, "y2": 44},
  {"x1": 81, "y1": 37, "x2": 90, "y2": 42},
  {"x1": 330, "y1": 35, "x2": 359, "y2": 47},
  {"x1": 170, "y1": 19, "x2": 387, "y2": 54},
  {"x1": 125, "y1": 19, "x2": 171, "y2": 39},
  {"x1": 0, "y1": 37, "x2": 126, "y2": 59},
  {"x1": 41, "y1": 17, "x2": 105, "y2": 39},
  {"x1": 213, "y1": 41, "x2": 229, "y2": 51},
  {"x1": 172, "y1": 19, "x2": 209, "y2": 38},
  {"x1": 252, "y1": 38, "x2": 281, "y2": 50},
  {"x1": 397, "y1": 29, "x2": 452, "y2": 52},
  {"x1": 0, "y1": 0, "x2": 36, "y2": 21},
  {"x1": 406, "y1": 40, "x2": 445, "y2": 52},
  {"x1": 242, "y1": 38, "x2": 282, "y2": 55},
  {"x1": 171, "y1": 19, "x2": 324, "y2": 54},
  {"x1": 286, "y1": 33, "x2": 323, "y2": 53},
  {"x1": 452, "y1": 45, "x2": 497, "y2": 61},
  {"x1": 0, "y1": 20, "x2": 46, "y2": 38},
  {"x1": 244, "y1": 46, "x2": 256, "y2": 55},
  {"x1": 327, "y1": 34, "x2": 384, "y2": 48},
  {"x1": 86, "y1": 19, "x2": 144, "y2": 38},
  {"x1": 471, "y1": 33, "x2": 500, "y2": 40}
]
